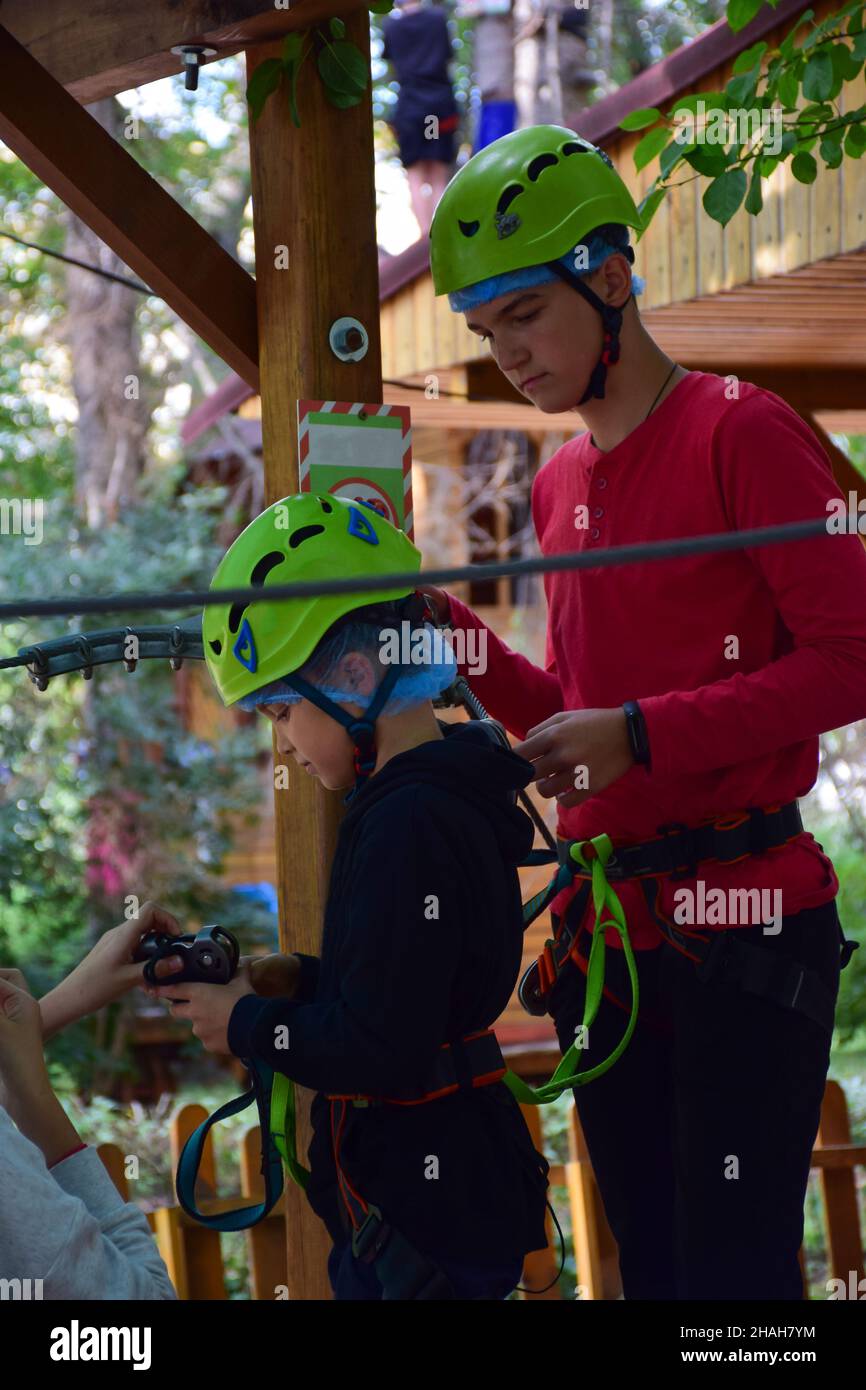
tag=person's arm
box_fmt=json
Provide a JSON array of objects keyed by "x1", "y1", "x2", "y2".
[
  {"x1": 0, "y1": 1109, "x2": 176, "y2": 1301},
  {"x1": 640, "y1": 395, "x2": 866, "y2": 778},
  {"x1": 39, "y1": 901, "x2": 184, "y2": 1041},
  {"x1": 226, "y1": 791, "x2": 463, "y2": 1096},
  {"x1": 427, "y1": 589, "x2": 564, "y2": 739},
  {"x1": 0, "y1": 974, "x2": 175, "y2": 1300}
]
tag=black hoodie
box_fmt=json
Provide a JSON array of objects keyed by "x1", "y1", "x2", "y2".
[{"x1": 228, "y1": 719, "x2": 551, "y2": 1265}]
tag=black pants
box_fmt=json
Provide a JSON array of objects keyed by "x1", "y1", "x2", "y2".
[{"x1": 549, "y1": 899, "x2": 842, "y2": 1300}]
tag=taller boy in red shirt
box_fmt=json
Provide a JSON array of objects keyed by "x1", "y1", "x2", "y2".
[{"x1": 428, "y1": 124, "x2": 866, "y2": 1300}]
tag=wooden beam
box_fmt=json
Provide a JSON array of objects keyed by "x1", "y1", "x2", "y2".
[
  {"x1": 718, "y1": 368, "x2": 866, "y2": 415},
  {"x1": 3, "y1": 0, "x2": 372, "y2": 104},
  {"x1": 0, "y1": 24, "x2": 259, "y2": 389},
  {"x1": 246, "y1": 15, "x2": 382, "y2": 1298}
]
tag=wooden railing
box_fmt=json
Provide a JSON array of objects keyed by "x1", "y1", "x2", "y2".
[{"x1": 98, "y1": 1072, "x2": 865, "y2": 1300}]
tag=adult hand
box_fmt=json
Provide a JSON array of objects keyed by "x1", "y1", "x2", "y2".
[
  {"x1": 514, "y1": 708, "x2": 634, "y2": 809},
  {"x1": 416, "y1": 584, "x2": 451, "y2": 625},
  {"x1": 150, "y1": 971, "x2": 256, "y2": 1055},
  {"x1": 39, "y1": 901, "x2": 184, "y2": 1040}
]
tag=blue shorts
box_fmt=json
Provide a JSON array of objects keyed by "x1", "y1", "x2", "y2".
[{"x1": 328, "y1": 1240, "x2": 523, "y2": 1301}]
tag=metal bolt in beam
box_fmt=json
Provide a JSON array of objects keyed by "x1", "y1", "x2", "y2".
[{"x1": 170, "y1": 46, "x2": 218, "y2": 92}]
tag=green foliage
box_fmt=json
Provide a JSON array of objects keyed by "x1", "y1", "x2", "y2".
[
  {"x1": 246, "y1": 6, "x2": 394, "y2": 128},
  {"x1": 702, "y1": 166, "x2": 747, "y2": 222},
  {"x1": 792, "y1": 150, "x2": 819, "y2": 181},
  {"x1": 319, "y1": 39, "x2": 368, "y2": 101},
  {"x1": 625, "y1": 0, "x2": 866, "y2": 234},
  {"x1": 620, "y1": 107, "x2": 664, "y2": 131},
  {"x1": 246, "y1": 58, "x2": 284, "y2": 123},
  {"x1": 727, "y1": 0, "x2": 765, "y2": 33}
]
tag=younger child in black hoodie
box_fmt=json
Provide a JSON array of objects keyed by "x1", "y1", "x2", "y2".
[{"x1": 156, "y1": 494, "x2": 550, "y2": 1300}]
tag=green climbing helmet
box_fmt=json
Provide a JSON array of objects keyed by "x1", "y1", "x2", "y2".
[
  {"x1": 203, "y1": 493, "x2": 422, "y2": 708},
  {"x1": 430, "y1": 124, "x2": 643, "y2": 299}
]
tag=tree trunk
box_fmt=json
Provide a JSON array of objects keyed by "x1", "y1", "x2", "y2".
[
  {"x1": 514, "y1": 0, "x2": 594, "y2": 129},
  {"x1": 544, "y1": 6, "x2": 563, "y2": 125},
  {"x1": 474, "y1": 13, "x2": 516, "y2": 106},
  {"x1": 595, "y1": 0, "x2": 615, "y2": 97},
  {"x1": 63, "y1": 98, "x2": 150, "y2": 529}
]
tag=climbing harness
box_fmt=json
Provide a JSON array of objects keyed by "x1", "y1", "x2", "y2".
[
  {"x1": 324, "y1": 1029, "x2": 512, "y2": 1299},
  {"x1": 518, "y1": 804, "x2": 858, "y2": 1043}
]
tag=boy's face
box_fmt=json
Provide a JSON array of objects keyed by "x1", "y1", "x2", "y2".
[
  {"x1": 464, "y1": 256, "x2": 632, "y2": 412},
  {"x1": 256, "y1": 651, "x2": 376, "y2": 791},
  {"x1": 259, "y1": 697, "x2": 361, "y2": 790}
]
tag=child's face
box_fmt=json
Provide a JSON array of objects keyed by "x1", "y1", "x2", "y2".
[
  {"x1": 259, "y1": 697, "x2": 360, "y2": 790},
  {"x1": 257, "y1": 652, "x2": 376, "y2": 791},
  {"x1": 464, "y1": 258, "x2": 632, "y2": 412}
]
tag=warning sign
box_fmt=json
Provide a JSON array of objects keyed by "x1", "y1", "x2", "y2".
[{"x1": 297, "y1": 400, "x2": 414, "y2": 539}]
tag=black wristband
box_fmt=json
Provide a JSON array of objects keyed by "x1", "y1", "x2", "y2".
[{"x1": 623, "y1": 700, "x2": 651, "y2": 768}]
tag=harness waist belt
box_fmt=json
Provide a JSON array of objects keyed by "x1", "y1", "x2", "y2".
[
  {"x1": 326, "y1": 1029, "x2": 506, "y2": 1107},
  {"x1": 519, "y1": 801, "x2": 815, "y2": 1021},
  {"x1": 561, "y1": 801, "x2": 803, "y2": 881}
]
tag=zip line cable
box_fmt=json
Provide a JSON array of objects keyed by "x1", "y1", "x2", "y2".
[
  {"x1": 0, "y1": 229, "x2": 152, "y2": 294},
  {"x1": 0, "y1": 515, "x2": 853, "y2": 638}
]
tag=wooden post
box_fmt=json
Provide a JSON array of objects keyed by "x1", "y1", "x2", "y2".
[
  {"x1": 567, "y1": 1103, "x2": 622, "y2": 1299},
  {"x1": 242, "y1": 1127, "x2": 289, "y2": 1300},
  {"x1": 245, "y1": 20, "x2": 383, "y2": 1299},
  {"x1": 816, "y1": 1080, "x2": 866, "y2": 1286},
  {"x1": 169, "y1": 1104, "x2": 227, "y2": 1300}
]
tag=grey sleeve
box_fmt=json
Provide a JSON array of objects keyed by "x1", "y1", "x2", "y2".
[{"x1": 0, "y1": 1108, "x2": 177, "y2": 1300}]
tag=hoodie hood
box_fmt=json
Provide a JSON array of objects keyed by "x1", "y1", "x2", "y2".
[{"x1": 342, "y1": 719, "x2": 537, "y2": 867}]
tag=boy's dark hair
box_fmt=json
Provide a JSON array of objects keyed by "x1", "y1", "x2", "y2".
[{"x1": 301, "y1": 599, "x2": 417, "y2": 685}]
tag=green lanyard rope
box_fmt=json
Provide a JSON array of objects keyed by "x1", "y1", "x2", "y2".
[
  {"x1": 270, "y1": 1070, "x2": 310, "y2": 1189},
  {"x1": 269, "y1": 833, "x2": 638, "y2": 1186},
  {"x1": 504, "y1": 834, "x2": 639, "y2": 1107}
]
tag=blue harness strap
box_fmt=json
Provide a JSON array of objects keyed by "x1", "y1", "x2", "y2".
[{"x1": 175, "y1": 1059, "x2": 287, "y2": 1232}]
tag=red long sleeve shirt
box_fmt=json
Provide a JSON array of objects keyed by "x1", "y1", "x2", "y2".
[{"x1": 446, "y1": 371, "x2": 866, "y2": 948}]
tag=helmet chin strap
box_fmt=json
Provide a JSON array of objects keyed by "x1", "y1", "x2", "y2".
[
  {"x1": 546, "y1": 250, "x2": 635, "y2": 405},
  {"x1": 281, "y1": 592, "x2": 431, "y2": 802}
]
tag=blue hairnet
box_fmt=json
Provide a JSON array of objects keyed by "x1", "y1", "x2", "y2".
[
  {"x1": 448, "y1": 226, "x2": 645, "y2": 312},
  {"x1": 236, "y1": 620, "x2": 457, "y2": 715}
]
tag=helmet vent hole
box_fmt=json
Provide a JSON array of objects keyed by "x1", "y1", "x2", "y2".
[
  {"x1": 527, "y1": 154, "x2": 558, "y2": 181},
  {"x1": 562, "y1": 142, "x2": 590, "y2": 157},
  {"x1": 227, "y1": 551, "x2": 286, "y2": 634},
  {"x1": 318, "y1": 498, "x2": 333, "y2": 513},
  {"x1": 458, "y1": 218, "x2": 480, "y2": 238},
  {"x1": 496, "y1": 184, "x2": 524, "y2": 216},
  {"x1": 288, "y1": 525, "x2": 325, "y2": 550},
  {"x1": 250, "y1": 551, "x2": 286, "y2": 585},
  {"x1": 209, "y1": 639, "x2": 222, "y2": 655}
]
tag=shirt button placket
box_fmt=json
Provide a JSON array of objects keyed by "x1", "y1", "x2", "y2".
[{"x1": 589, "y1": 472, "x2": 607, "y2": 542}]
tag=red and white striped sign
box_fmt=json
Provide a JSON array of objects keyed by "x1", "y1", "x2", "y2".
[{"x1": 297, "y1": 399, "x2": 414, "y2": 539}]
